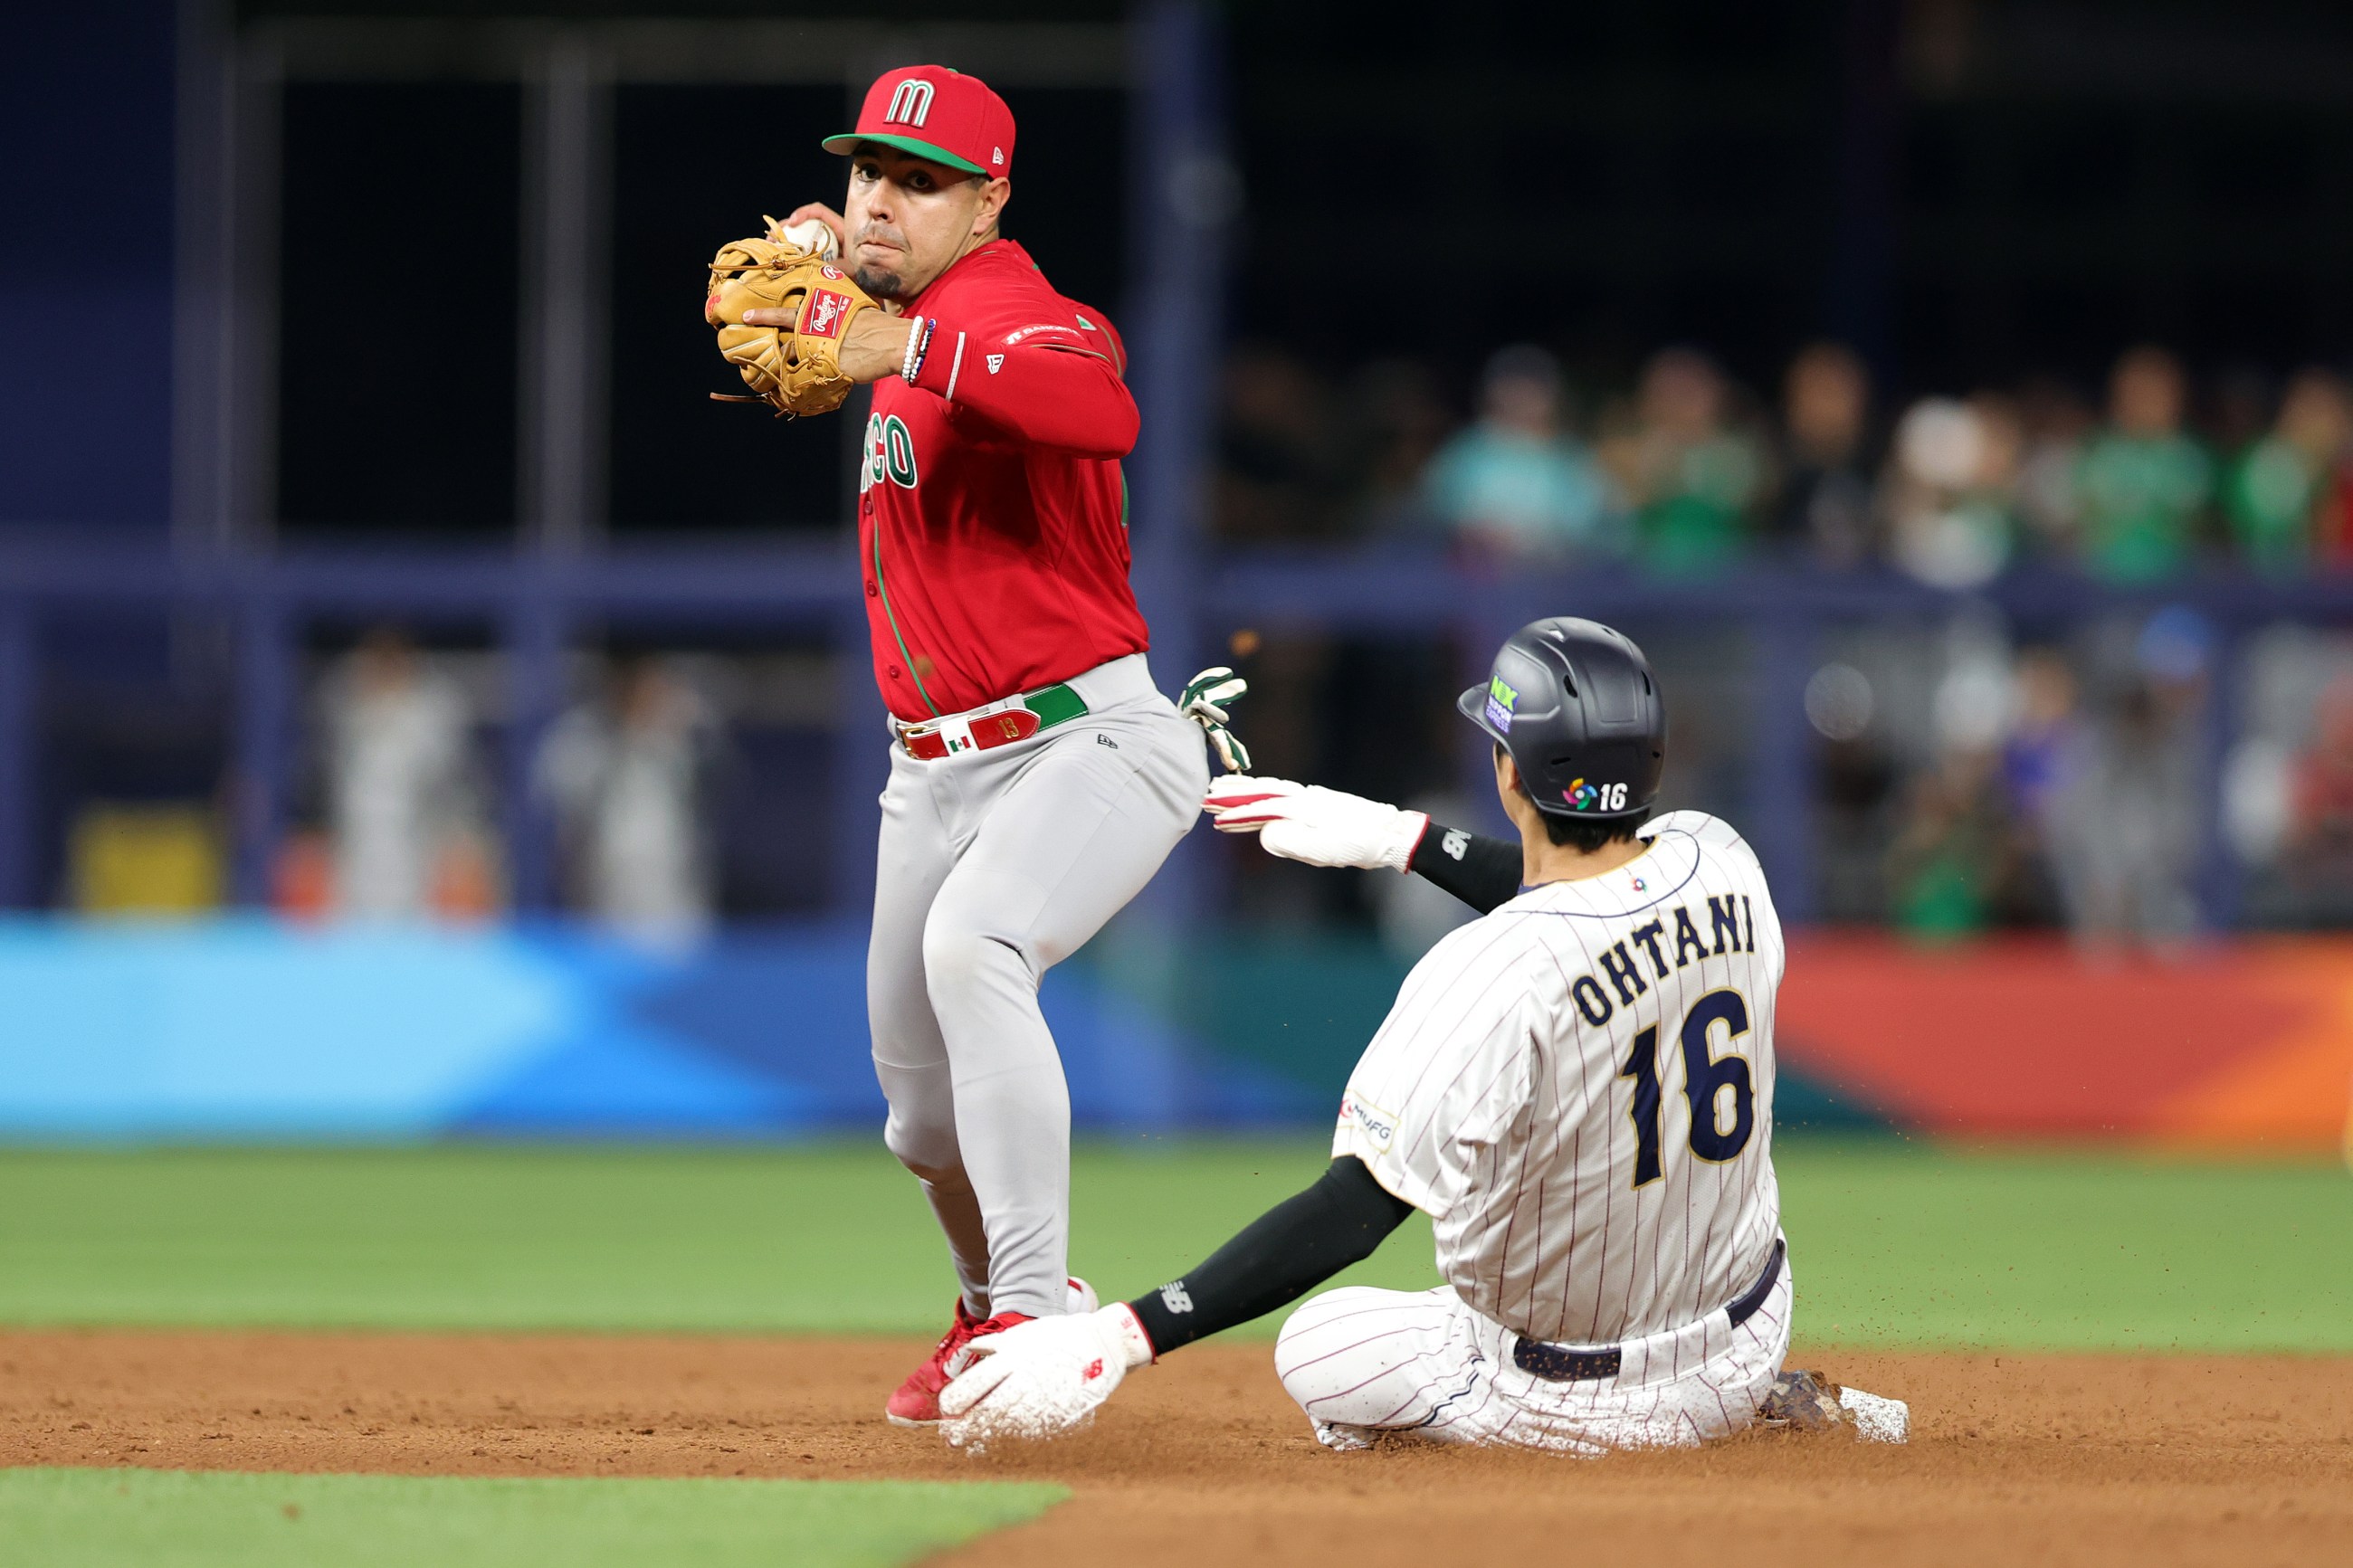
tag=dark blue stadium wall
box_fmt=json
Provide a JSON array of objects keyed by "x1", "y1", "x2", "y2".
[{"x1": 0, "y1": 3, "x2": 176, "y2": 532}]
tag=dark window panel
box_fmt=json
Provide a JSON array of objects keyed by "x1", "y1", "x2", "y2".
[
  {"x1": 2009, "y1": 279, "x2": 2136, "y2": 388},
  {"x1": 1226, "y1": 0, "x2": 1839, "y2": 392},
  {"x1": 2010, "y1": 110, "x2": 2139, "y2": 223},
  {"x1": 2185, "y1": 114, "x2": 2320, "y2": 220},
  {"x1": 2186, "y1": 271, "x2": 2331, "y2": 371},
  {"x1": 277, "y1": 82, "x2": 522, "y2": 537},
  {"x1": 606, "y1": 84, "x2": 848, "y2": 536},
  {"x1": 996, "y1": 86, "x2": 1126, "y2": 325}
]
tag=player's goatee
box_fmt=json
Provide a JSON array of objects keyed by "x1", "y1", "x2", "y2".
[{"x1": 849, "y1": 222, "x2": 910, "y2": 298}]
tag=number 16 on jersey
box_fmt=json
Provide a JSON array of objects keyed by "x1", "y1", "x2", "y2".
[{"x1": 1618, "y1": 989, "x2": 1756, "y2": 1188}]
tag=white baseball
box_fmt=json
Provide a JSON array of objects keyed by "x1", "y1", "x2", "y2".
[{"x1": 779, "y1": 218, "x2": 839, "y2": 260}]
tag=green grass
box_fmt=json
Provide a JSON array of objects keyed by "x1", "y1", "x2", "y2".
[
  {"x1": 0, "y1": 1140, "x2": 1420, "y2": 1335},
  {"x1": 0, "y1": 1468, "x2": 1065, "y2": 1568},
  {"x1": 1781, "y1": 1139, "x2": 2353, "y2": 1351},
  {"x1": 0, "y1": 1138, "x2": 2346, "y2": 1351}
]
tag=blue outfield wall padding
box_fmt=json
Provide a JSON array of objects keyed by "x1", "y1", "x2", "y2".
[
  {"x1": 452, "y1": 1021, "x2": 823, "y2": 1138},
  {"x1": 0, "y1": 919, "x2": 570, "y2": 1139},
  {"x1": 0, "y1": 917, "x2": 1890, "y2": 1141},
  {"x1": 0, "y1": 917, "x2": 1328, "y2": 1141}
]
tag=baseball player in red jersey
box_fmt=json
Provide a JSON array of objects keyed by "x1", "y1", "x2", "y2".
[{"x1": 747, "y1": 65, "x2": 1236, "y2": 1426}]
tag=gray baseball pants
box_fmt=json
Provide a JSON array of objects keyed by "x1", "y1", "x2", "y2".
[{"x1": 868, "y1": 653, "x2": 1206, "y2": 1320}]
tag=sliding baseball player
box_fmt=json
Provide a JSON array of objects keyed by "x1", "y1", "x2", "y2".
[
  {"x1": 703, "y1": 64, "x2": 1249, "y2": 1425},
  {"x1": 939, "y1": 618, "x2": 1907, "y2": 1453}
]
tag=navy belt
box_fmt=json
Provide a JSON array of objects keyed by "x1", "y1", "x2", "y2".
[{"x1": 1511, "y1": 1239, "x2": 1786, "y2": 1384}]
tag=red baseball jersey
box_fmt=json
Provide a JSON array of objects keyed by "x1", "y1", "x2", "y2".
[{"x1": 857, "y1": 238, "x2": 1148, "y2": 721}]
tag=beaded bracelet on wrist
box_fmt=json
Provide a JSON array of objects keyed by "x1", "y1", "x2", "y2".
[{"x1": 901, "y1": 316, "x2": 938, "y2": 384}]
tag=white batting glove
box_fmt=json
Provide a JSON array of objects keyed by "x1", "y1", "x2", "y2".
[
  {"x1": 1201, "y1": 776, "x2": 1429, "y2": 873},
  {"x1": 1201, "y1": 774, "x2": 1300, "y2": 827},
  {"x1": 1177, "y1": 666, "x2": 1251, "y2": 773},
  {"x1": 938, "y1": 1304, "x2": 1156, "y2": 1453}
]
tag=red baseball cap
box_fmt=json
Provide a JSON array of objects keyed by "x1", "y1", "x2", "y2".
[{"x1": 823, "y1": 65, "x2": 1015, "y2": 178}]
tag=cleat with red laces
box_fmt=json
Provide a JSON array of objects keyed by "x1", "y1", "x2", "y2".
[{"x1": 884, "y1": 1277, "x2": 1096, "y2": 1427}]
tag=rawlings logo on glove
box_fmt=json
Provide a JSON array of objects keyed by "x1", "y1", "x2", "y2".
[
  {"x1": 703, "y1": 216, "x2": 879, "y2": 419},
  {"x1": 800, "y1": 289, "x2": 854, "y2": 337}
]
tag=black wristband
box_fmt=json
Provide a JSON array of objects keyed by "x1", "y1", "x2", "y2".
[
  {"x1": 1127, "y1": 1156, "x2": 1415, "y2": 1356},
  {"x1": 1407, "y1": 821, "x2": 1523, "y2": 915}
]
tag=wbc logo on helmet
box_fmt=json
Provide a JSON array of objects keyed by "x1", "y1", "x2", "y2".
[
  {"x1": 1564, "y1": 777, "x2": 1629, "y2": 813},
  {"x1": 884, "y1": 78, "x2": 934, "y2": 127}
]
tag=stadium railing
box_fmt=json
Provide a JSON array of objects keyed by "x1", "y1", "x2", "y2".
[{"x1": 0, "y1": 538, "x2": 2345, "y2": 930}]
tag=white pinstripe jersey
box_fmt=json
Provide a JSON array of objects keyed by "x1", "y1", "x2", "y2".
[{"x1": 1333, "y1": 811, "x2": 1784, "y2": 1346}]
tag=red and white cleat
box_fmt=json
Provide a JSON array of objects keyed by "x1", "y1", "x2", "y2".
[{"x1": 883, "y1": 1277, "x2": 1096, "y2": 1427}]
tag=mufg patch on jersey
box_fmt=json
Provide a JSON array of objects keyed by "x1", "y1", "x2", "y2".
[
  {"x1": 1340, "y1": 1093, "x2": 1398, "y2": 1154},
  {"x1": 1484, "y1": 675, "x2": 1519, "y2": 732}
]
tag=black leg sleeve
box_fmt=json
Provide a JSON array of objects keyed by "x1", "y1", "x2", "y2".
[
  {"x1": 1407, "y1": 821, "x2": 1522, "y2": 914},
  {"x1": 1126, "y1": 1156, "x2": 1415, "y2": 1356}
]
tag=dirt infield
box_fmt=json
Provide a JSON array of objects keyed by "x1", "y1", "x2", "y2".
[{"x1": 3, "y1": 1331, "x2": 2349, "y2": 1566}]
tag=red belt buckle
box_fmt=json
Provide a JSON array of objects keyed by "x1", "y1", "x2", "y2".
[{"x1": 902, "y1": 705, "x2": 1042, "y2": 760}]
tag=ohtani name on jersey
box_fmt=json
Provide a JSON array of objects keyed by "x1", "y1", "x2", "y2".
[
  {"x1": 1569, "y1": 895, "x2": 1756, "y2": 1027},
  {"x1": 862, "y1": 413, "x2": 918, "y2": 491}
]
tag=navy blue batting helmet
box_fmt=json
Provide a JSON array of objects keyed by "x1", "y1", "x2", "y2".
[{"x1": 1458, "y1": 618, "x2": 1666, "y2": 819}]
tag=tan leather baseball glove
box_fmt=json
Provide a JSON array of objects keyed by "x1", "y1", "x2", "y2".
[{"x1": 703, "y1": 218, "x2": 878, "y2": 418}]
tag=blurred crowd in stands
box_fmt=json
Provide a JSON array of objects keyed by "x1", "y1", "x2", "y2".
[
  {"x1": 268, "y1": 628, "x2": 728, "y2": 942},
  {"x1": 1812, "y1": 611, "x2": 2203, "y2": 948},
  {"x1": 1834, "y1": 611, "x2": 2353, "y2": 946},
  {"x1": 112, "y1": 343, "x2": 2350, "y2": 946},
  {"x1": 272, "y1": 609, "x2": 2344, "y2": 947},
  {"x1": 1220, "y1": 337, "x2": 2353, "y2": 949},
  {"x1": 1219, "y1": 339, "x2": 2353, "y2": 584}
]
